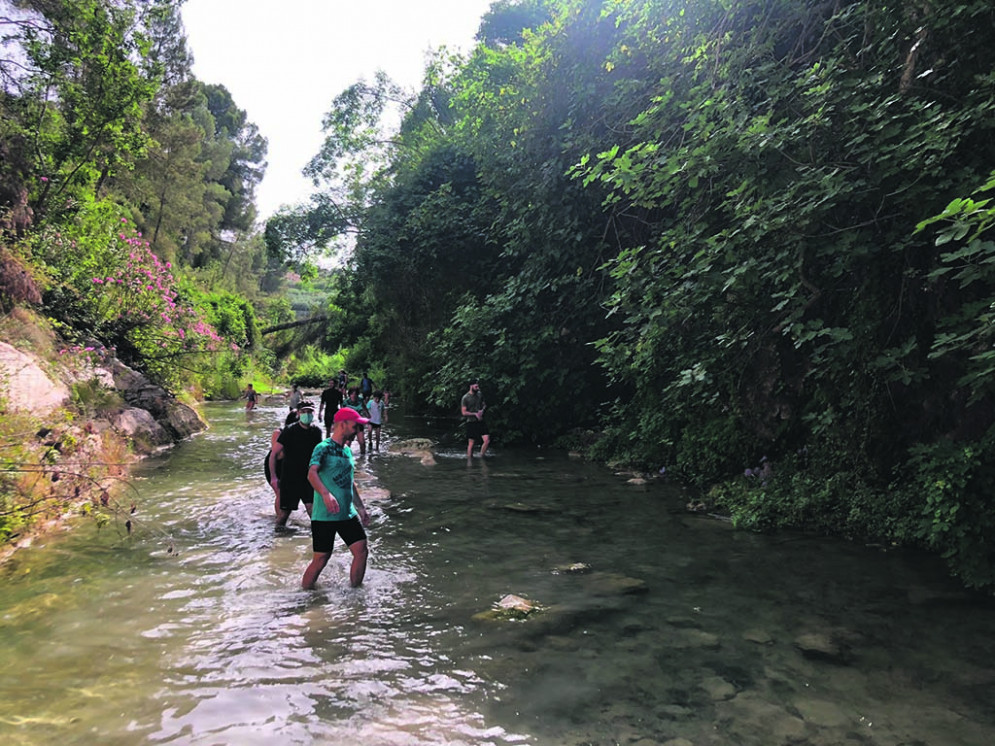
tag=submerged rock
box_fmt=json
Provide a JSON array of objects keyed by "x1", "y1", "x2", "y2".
[
  {"x1": 716, "y1": 692, "x2": 806, "y2": 742},
  {"x1": 792, "y1": 697, "x2": 851, "y2": 727},
  {"x1": 701, "y1": 675, "x2": 737, "y2": 701},
  {"x1": 497, "y1": 501, "x2": 554, "y2": 514},
  {"x1": 794, "y1": 632, "x2": 851, "y2": 664},
  {"x1": 583, "y1": 571, "x2": 648, "y2": 596},
  {"x1": 742, "y1": 629, "x2": 774, "y2": 645}
]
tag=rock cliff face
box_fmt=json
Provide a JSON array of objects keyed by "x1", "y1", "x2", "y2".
[
  {"x1": 0, "y1": 342, "x2": 70, "y2": 413},
  {"x1": 0, "y1": 342, "x2": 206, "y2": 452}
]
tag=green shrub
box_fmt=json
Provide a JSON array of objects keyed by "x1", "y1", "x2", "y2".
[
  {"x1": 903, "y1": 432, "x2": 995, "y2": 589},
  {"x1": 674, "y1": 415, "x2": 753, "y2": 486}
]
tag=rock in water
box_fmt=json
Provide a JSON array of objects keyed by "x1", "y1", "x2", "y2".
[{"x1": 495, "y1": 594, "x2": 536, "y2": 612}]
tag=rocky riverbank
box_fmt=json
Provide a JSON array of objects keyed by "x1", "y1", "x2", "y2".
[{"x1": 0, "y1": 317, "x2": 207, "y2": 561}]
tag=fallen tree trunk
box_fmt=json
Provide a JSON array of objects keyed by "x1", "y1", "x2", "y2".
[{"x1": 260, "y1": 315, "x2": 329, "y2": 335}]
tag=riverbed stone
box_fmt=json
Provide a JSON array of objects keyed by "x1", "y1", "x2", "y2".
[
  {"x1": 700, "y1": 675, "x2": 737, "y2": 701},
  {"x1": 794, "y1": 632, "x2": 850, "y2": 664},
  {"x1": 583, "y1": 571, "x2": 648, "y2": 596},
  {"x1": 661, "y1": 739, "x2": 695, "y2": 746},
  {"x1": 683, "y1": 629, "x2": 721, "y2": 650},
  {"x1": 657, "y1": 704, "x2": 694, "y2": 720},
  {"x1": 666, "y1": 615, "x2": 702, "y2": 629},
  {"x1": 717, "y1": 692, "x2": 806, "y2": 742},
  {"x1": 743, "y1": 628, "x2": 774, "y2": 645},
  {"x1": 792, "y1": 697, "x2": 851, "y2": 727},
  {"x1": 357, "y1": 485, "x2": 391, "y2": 502},
  {"x1": 498, "y1": 501, "x2": 554, "y2": 514}
]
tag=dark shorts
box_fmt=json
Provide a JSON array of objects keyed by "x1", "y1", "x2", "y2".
[
  {"x1": 279, "y1": 482, "x2": 314, "y2": 512},
  {"x1": 311, "y1": 516, "x2": 367, "y2": 553},
  {"x1": 467, "y1": 419, "x2": 489, "y2": 441},
  {"x1": 370, "y1": 422, "x2": 382, "y2": 430}
]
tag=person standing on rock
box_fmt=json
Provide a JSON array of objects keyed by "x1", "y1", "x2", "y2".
[
  {"x1": 303, "y1": 407, "x2": 371, "y2": 589},
  {"x1": 269, "y1": 400, "x2": 322, "y2": 526},
  {"x1": 461, "y1": 380, "x2": 489, "y2": 459}
]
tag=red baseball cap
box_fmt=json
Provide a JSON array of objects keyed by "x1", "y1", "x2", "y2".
[{"x1": 333, "y1": 408, "x2": 369, "y2": 424}]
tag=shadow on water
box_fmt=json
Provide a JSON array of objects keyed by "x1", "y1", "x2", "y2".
[{"x1": 1, "y1": 400, "x2": 994, "y2": 745}]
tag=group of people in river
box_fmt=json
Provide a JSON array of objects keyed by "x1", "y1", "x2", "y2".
[{"x1": 255, "y1": 375, "x2": 491, "y2": 591}]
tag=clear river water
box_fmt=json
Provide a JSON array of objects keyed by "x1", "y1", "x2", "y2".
[{"x1": 1, "y1": 400, "x2": 994, "y2": 745}]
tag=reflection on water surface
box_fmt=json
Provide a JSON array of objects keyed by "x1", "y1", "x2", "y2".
[{"x1": 1, "y1": 401, "x2": 994, "y2": 745}]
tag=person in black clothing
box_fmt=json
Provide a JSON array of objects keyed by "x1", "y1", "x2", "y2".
[
  {"x1": 268, "y1": 400, "x2": 323, "y2": 526},
  {"x1": 318, "y1": 378, "x2": 343, "y2": 438},
  {"x1": 264, "y1": 410, "x2": 299, "y2": 485},
  {"x1": 360, "y1": 371, "x2": 374, "y2": 400}
]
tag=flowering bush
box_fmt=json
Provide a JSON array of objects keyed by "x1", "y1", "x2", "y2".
[{"x1": 36, "y1": 200, "x2": 227, "y2": 388}]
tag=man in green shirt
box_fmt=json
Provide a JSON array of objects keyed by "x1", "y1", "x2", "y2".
[
  {"x1": 302, "y1": 407, "x2": 371, "y2": 589},
  {"x1": 460, "y1": 380, "x2": 490, "y2": 459}
]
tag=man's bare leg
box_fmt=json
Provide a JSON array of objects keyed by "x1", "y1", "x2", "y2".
[
  {"x1": 302, "y1": 552, "x2": 331, "y2": 589},
  {"x1": 349, "y1": 540, "x2": 369, "y2": 587}
]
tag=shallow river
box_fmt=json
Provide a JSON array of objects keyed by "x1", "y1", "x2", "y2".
[{"x1": 1, "y1": 401, "x2": 994, "y2": 745}]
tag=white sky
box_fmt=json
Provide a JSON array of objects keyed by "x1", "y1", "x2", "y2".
[{"x1": 180, "y1": 0, "x2": 495, "y2": 219}]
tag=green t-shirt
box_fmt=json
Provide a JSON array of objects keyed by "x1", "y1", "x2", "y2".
[
  {"x1": 308, "y1": 438, "x2": 357, "y2": 521},
  {"x1": 461, "y1": 391, "x2": 485, "y2": 422}
]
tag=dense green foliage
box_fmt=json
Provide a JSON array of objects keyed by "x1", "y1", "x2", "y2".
[
  {"x1": 4, "y1": 0, "x2": 995, "y2": 589},
  {"x1": 268, "y1": 0, "x2": 995, "y2": 588},
  {"x1": 0, "y1": 0, "x2": 281, "y2": 392},
  {"x1": 0, "y1": 0, "x2": 312, "y2": 547}
]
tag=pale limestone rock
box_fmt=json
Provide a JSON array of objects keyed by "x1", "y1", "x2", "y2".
[{"x1": 0, "y1": 342, "x2": 68, "y2": 412}]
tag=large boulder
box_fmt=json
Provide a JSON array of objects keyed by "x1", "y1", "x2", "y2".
[
  {"x1": 109, "y1": 407, "x2": 174, "y2": 454},
  {"x1": 106, "y1": 358, "x2": 206, "y2": 439}
]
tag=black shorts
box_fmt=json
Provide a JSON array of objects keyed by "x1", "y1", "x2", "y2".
[
  {"x1": 279, "y1": 482, "x2": 314, "y2": 512},
  {"x1": 466, "y1": 419, "x2": 489, "y2": 441},
  {"x1": 311, "y1": 516, "x2": 367, "y2": 553},
  {"x1": 370, "y1": 422, "x2": 382, "y2": 430}
]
